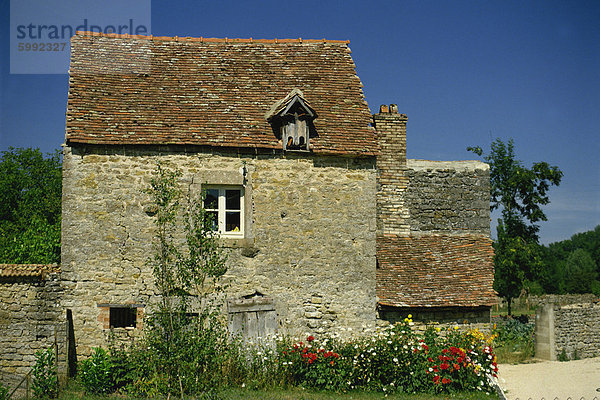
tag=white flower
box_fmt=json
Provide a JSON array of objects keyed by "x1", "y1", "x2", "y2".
[{"x1": 393, "y1": 357, "x2": 399, "y2": 363}]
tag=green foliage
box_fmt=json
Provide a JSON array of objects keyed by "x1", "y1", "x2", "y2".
[
  {"x1": 32, "y1": 348, "x2": 58, "y2": 399},
  {"x1": 493, "y1": 317, "x2": 535, "y2": 363},
  {"x1": 133, "y1": 163, "x2": 230, "y2": 398},
  {"x1": 493, "y1": 223, "x2": 543, "y2": 314},
  {"x1": 0, "y1": 147, "x2": 62, "y2": 263},
  {"x1": 561, "y1": 248, "x2": 598, "y2": 294},
  {"x1": 79, "y1": 348, "x2": 114, "y2": 395},
  {"x1": 0, "y1": 382, "x2": 9, "y2": 400},
  {"x1": 271, "y1": 319, "x2": 498, "y2": 395},
  {"x1": 557, "y1": 348, "x2": 569, "y2": 362},
  {"x1": 469, "y1": 139, "x2": 562, "y2": 313},
  {"x1": 537, "y1": 225, "x2": 600, "y2": 294}
]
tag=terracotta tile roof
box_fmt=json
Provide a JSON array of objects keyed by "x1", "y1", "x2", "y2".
[
  {"x1": 377, "y1": 235, "x2": 496, "y2": 308},
  {"x1": 66, "y1": 31, "x2": 377, "y2": 156},
  {"x1": 0, "y1": 264, "x2": 60, "y2": 278}
]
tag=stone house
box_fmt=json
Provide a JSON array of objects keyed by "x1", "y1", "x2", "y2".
[{"x1": 1, "y1": 31, "x2": 495, "y2": 386}]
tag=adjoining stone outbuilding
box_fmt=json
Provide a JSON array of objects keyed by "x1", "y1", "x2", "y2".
[{"x1": 1, "y1": 32, "x2": 496, "y2": 388}]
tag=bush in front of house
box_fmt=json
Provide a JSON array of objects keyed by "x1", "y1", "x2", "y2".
[
  {"x1": 32, "y1": 347, "x2": 58, "y2": 399},
  {"x1": 79, "y1": 347, "x2": 115, "y2": 395},
  {"x1": 0, "y1": 382, "x2": 9, "y2": 400},
  {"x1": 75, "y1": 316, "x2": 499, "y2": 397}
]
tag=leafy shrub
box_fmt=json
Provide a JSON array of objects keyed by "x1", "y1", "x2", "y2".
[
  {"x1": 32, "y1": 348, "x2": 58, "y2": 399},
  {"x1": 79, "y1": 347, "x2": 114, "y2": 394},
  {"x1": 558, "y1": 348, "x2": 569, "y2": 361},
  {"x1": 0, "y1": 382, "x2": 9, "y2": 400},
  {"x1": 493, "y1": 316, "x2": 535, "y2": 363}
]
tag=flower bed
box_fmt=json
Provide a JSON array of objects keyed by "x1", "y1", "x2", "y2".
[{"x1": 267, "y1": 316, "x2": 498, "y2": 394}]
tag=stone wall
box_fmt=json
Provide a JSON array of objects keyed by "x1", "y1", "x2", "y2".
[
  {"x1": 0, "y1": 274, "x2": 65, "y2": 395},
  {"x1": 405, "y1": 160, "x2": 490, "y2": 236},
  {"x1": 61, "y1": 144, "x2": 377, "y2": 357},
  {"x1": 528, "y1": 293, "x2": 597, "y2": 307},
  {"x1": 535, "y1": 301, "x2": 600, "y2": 360},
  {"x1": 555, "y1": 302, "x2": 600, "y2": 359}
]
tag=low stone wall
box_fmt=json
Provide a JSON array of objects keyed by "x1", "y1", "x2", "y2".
[
  {"x1": 0, "y1": 273, "x2": 65, "y2": 395},
  {"x1": 528, "y1": 294, "x2": 597, "y2": 307},
  {"x1": 535, "y1": 301, "x2": 600, "y2": 360}
]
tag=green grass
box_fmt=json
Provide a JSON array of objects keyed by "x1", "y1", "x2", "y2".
[
  {"x1": 220, "y1": 387, "x2": 500, "y2": 400},
  {"x1": 57, "y1": 381, "x2": 499, "y2": 400},
  {"x1": 491, "y1": 302, "x2": 537, "y2": 317}
]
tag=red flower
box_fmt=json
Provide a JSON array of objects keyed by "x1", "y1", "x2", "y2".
[
  {"x1": 440, "y1": 363, "x2": 449, "y2": 370},
  {"x1": 453, "y1": 363, "x2": 460, "y2": 370},
  {"x1": 428, "y1": 357, "x2": 434, "y2": 362},
  {"x1": 307, "y1": 335, "x2": 315, "y2": 342},
  {"x1": 442, "y1": 377, "x2": 451, "y2": 384},
  {"x1": 442, "y1": 349, "x2": 448, "y2": 354},
  {"x1": 433, "y1": 375, "x2": 440, "y2": 384},
  {"x1": 330, "y1": 360, "x2": 334, "y2": 366},
  {"x1": 433, "y1": 365, "x2": 439, "y2": 373},
  {"x1": 302, "y1": 348, "x2": 308, "y2": 354}
]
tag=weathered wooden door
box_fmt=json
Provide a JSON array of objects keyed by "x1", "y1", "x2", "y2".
[{"x1": 228, "y1": 294, "x2": 277, "y2": 340}]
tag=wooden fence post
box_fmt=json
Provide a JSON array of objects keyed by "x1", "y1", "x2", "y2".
[{"x1": 54, "y1": 325, "x2": 59, "y2": 397}]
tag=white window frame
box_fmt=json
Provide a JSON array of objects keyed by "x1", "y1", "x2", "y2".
[{"x1": 203, "y1": 186, "x2": 244, "y2": 238}]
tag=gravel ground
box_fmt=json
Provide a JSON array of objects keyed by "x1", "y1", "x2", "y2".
[{"x1": 498, "y1": 357, "x2": 600, "y2": 400}]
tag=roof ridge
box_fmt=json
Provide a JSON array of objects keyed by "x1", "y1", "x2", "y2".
[{"x1": 74, "y1": 31, "x2": 350, "y2": 44}]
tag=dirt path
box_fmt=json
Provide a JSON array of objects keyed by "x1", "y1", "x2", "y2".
[{"x1": 498, "y1": 357, "x2": 600, "y2": 400}]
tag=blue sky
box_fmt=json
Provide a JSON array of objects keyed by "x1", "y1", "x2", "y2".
[{"x1": 1, "y1": 0, "x2": 598, "y2": 244}]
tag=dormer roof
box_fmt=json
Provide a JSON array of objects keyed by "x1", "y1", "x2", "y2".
[
  {"x1": 265, "y1": 88, "x2": 316, "y2": 121},
  {"x1": 66, "y1": 32, "x2": 378, "y2": 156}
]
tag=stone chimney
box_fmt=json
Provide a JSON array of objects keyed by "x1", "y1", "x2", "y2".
[{"x1": 373, "y1": 104, "x2": 410, "y2": 236}]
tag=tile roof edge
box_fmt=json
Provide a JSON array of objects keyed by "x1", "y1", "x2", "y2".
[{"x1": 74, "y1": 31, "x2": 350, "y2": 45}]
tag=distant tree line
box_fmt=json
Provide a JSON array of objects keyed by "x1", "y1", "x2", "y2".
[{"x1": 532, "y1": 226, "x2": 600, "y2": 296}]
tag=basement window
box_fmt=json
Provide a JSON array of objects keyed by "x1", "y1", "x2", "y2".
[{"x1": 110, "y1": 307, "x2": 137, "y2": 328}]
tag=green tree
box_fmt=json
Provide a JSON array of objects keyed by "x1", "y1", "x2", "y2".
[
  {"x1": 540, "y1": 225, "x2": 600, "y2": 293},
  {"x1": 139, "y1": 163, "x2": 229, "y2": 397},
  {"x1": 0, "y1": 147, "x2": 62, "y2": 264},
  {"x1": 468, "y1": 138, "x2": 562, "y2": 314},
  {"x1": 561, "y1": 248, "x2": 598, "y2": 294}
]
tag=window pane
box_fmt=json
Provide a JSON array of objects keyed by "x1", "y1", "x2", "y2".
[
  {"x1": 207, "y1": 211, "x2": 219, "y2": 231},
  {"x1": 204, "y1": 189, "x2": 219, "y2": 209},
  {"x1": 225, "y1": 211, "x2": 241, "y2": 232},
  {"x1": 226, "y1": 189, "x2": 241, "y2": 210}
]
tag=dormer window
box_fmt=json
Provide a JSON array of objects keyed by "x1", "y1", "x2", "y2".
[{"x1": 265, "y1": 89, "x2": 317, "y2": 151}]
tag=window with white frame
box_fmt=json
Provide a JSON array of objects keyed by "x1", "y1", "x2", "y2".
[{"x1": 203, "y1": 186, "x2": 244, "y2": 237}]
